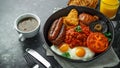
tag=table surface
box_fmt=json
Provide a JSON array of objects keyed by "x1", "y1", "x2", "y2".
[{"x1": 0, "y1": 0, "x2": 120, "y2": 68}]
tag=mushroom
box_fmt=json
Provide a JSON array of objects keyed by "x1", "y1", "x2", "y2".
[{"x1": 89, "y1": 20, "x2": 108, "y2": 33}]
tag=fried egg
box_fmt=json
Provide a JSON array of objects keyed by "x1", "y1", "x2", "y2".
[
  {"x1": 70, "y1": 46, "x2": 95, "y2": 61},
  {"x1": 51, "y1": 43, "x2": 71, "y2": 55},
  {"x1": 51, "y1": 44, "x2": 95, "y2": 61}
]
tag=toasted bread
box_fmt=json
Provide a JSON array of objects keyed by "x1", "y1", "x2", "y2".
[{"x1": 68, "y1": 0, "x2": 98, "y2": 9}]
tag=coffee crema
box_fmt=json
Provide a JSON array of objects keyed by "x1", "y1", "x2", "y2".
[{"x1": 18, "y1": 17, "x2": 38, "y2": 32}]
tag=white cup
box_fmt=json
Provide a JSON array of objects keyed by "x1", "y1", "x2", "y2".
[{"x1": 14, "y1": 13, "x2": 41, "y2": 41}]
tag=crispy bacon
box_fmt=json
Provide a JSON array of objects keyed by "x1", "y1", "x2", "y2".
[{"x1": 79, "y1": 13, "x2": 99, "y2": 25}]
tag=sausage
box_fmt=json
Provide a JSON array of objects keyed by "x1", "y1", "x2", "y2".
[
  {"x1": 51, "y1": 24, "x2": 66, "y2": 45},
  {"x1": 48, "y1": 19, "x2": 58, "y2": 40},
  {"x1": 48, "y1": 18, "x2": 63, "y2": 40}
]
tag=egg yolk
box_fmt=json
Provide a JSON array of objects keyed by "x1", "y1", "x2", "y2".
[
  {"x1": 76, "y1": 47, "x2": 86, "y2": 57},
  {"x1": 59, "y1": 43, "x2": 69, "y2": 52}
]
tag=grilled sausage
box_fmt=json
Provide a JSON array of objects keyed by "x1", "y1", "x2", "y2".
[
  {"x1": 48, "y1": 19, "x2": 58, "y2": 40},
  {"x1": 48, "y1": 18, "x2": 63, "y2": 41},
  {"x1": 51, "y1": 24, "x2": 66, "y2": 45}
]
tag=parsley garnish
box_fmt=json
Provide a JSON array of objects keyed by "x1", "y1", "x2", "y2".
[
  {"x1": 75, "y1": 25, "x2": 82, "y2": 32},
  {"x1": 62, "y1": 52, "x2": 71, "y2": 58},
  {"x1": 104, "y1": 32, "x2": 112, "y2": 41}
]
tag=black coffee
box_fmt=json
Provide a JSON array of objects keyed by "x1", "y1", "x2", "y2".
[{"x1": 18, "y1": 17, "x2": 38, "y2": 32}]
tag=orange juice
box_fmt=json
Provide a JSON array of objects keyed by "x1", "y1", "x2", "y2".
[{"x1": 100, "y1": 0, "x2": 119, "y2": 19}]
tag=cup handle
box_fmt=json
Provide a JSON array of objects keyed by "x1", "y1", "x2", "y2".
[{"x1": 19, "y1": 34, "x2": 25, "y2": 41}]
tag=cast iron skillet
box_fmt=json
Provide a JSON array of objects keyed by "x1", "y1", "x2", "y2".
[{"x1": 43, "y1": 6, "x2": 114, "y2": 62}]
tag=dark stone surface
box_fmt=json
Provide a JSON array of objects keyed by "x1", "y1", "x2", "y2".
[{"x1": 0, "y1": 0, "x2": 120, "y2": 68}]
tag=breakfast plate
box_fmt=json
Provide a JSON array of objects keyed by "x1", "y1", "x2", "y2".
[{"x1": 43, "y1": 6, "x2": 114, "y2": 62}]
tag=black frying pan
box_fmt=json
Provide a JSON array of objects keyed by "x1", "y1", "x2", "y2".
[{"x1": 43, "y1": 6, "x2": 114, "y2": 62}]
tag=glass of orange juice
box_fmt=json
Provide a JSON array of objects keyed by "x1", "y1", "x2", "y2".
[{"x1": 100, "y1": 0, "x2": 119, "y2": 19}]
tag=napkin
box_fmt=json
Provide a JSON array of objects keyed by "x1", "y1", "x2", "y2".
[{"x1": 43, "y1": 21, "x2": 119, "y2": 68}]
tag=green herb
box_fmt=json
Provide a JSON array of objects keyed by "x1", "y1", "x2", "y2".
[
  {"x1": 108, "y1": 38, "x2": 112, "y2": 42},
  {"x1": 75, "y1": 25, "x2": 82, "y2": 32},
  {"x1": 62, "y1": 52, "x2": 71, "y2": 58},
  {"x1": 104, "y1": 32, "x2": 111, "y2": 37},
  {"x1": 104, "y1": 32, "x2": 112, "y2": 42}
]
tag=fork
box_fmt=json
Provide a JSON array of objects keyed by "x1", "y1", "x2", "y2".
[{"x1": 24, "y1": 52, "x2": 39, "y2": 68}]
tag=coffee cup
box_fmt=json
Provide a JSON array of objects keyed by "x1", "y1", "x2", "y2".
[{"x1": 14, "y1": 13, "x2": 41, "y2": 41}]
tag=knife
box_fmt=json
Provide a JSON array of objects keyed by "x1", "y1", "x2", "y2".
[{"x1": 26, "y1": 48, "x2": 52, "y2": 68}]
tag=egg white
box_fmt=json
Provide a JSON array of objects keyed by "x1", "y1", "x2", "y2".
[
  {"x1": 51, "y1": 45, "x2": 71, "y2": 55},
  {"x1": 70, "y1": 47, "x2": 95, "y2": 61},
  {"x1": 51, "y1": 45, "x2": 95, "y2": 61}
]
